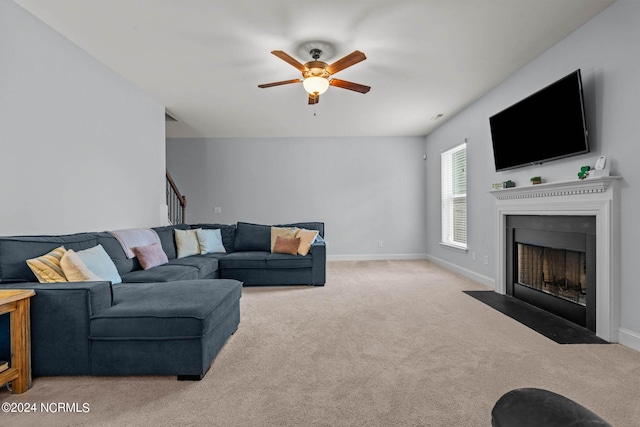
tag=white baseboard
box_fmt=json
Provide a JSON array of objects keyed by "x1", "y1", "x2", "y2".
[
  {"x1": 618, "y1": 328, "x2": 640, "y2": 351},
  {"x1": 327, "y1": 254, "x2": 428, "y2": 262},
  {"x1": 425, "y1": 254, "x2": 496, "y2": 289}
]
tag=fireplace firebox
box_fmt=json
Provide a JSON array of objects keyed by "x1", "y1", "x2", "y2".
[{"x1": 506, "y1": 215, "x2": 596, "y2": 331}]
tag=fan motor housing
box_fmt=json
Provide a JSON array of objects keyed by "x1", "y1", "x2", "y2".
[{"x1": 303, "y1": 61, "x2": 330, "y2": 78}]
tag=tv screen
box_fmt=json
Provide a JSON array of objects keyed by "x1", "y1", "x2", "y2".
[{"x1": 489, "y1": 70, "x2": 589, "y2": 171}]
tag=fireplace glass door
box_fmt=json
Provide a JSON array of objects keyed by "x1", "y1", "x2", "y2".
[{"x1": 517, "y1": 243, "x2": 586, "y2": 306}]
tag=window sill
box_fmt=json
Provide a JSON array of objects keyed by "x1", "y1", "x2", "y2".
[{"x1": 439, "y1": 241, "x2": 468, "y2": 253}]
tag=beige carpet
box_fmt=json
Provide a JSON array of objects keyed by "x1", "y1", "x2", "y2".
[{"x1": 2, "y1": 260, "x2": 640, "y2": 426}]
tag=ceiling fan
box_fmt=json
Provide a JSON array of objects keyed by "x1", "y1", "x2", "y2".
[{"x1": 258, "y1": 48, "x2": 371, "y2": 105}]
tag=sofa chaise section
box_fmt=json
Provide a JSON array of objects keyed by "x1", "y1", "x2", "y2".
[{"x1": 90, "y1": 279, "x2": 241, "y2": 379}]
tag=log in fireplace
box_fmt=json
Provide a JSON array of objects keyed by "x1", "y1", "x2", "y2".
[{"x1": 506, "y1": 215, "x2": 596, "y2": 331}]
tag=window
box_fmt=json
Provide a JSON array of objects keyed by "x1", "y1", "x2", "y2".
[{"x1": 441, "y1": 142, "x2": 467, "y2": 249}]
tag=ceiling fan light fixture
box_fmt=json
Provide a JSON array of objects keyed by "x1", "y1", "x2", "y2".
[
  {"x1": 259, "y1": 48, "x2": 370, "y2": 104},
  {"x1": 303, "y1": 76, "x2": 330, "y2": 95}
]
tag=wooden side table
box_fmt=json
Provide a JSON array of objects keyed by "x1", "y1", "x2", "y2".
[{"x1": 0, "y1": 289, "x2": 35, "y2": 394}]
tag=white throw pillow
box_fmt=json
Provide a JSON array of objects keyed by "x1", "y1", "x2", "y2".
[
  {"x1": 196, "y1": 229, "x2": 226, "y2": 254},
  {"x1": 175, "y1": 229, "x2": 201, "y2": 258},
  {"x1": 75, "y1": 244, "x2": 122, "y2": 284}
]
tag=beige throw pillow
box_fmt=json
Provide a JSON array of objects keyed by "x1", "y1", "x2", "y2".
[
  {"x1": 295, "y1": 228, "x2": 320, "y2": 256},
  {"x1": 26, "y1": 246, "x2": 68, "y2": 283},
  {"x1": 270, "y1": 227, "x2": 297, "y2": 252},
  {"x1": 175, "y1": 228, "x2": 201, "y2": 258},
  {"x1": 60, "y1": 249, "x2": 103, "y2": 282}
]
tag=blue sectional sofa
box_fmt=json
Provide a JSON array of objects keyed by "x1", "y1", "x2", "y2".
[{"x1": 0, "y1": 221, "x2": 325, "y2": 380}]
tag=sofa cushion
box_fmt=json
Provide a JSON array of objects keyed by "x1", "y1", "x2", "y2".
[
  {"x1": 152, "y1": 224, "x2": 191, "y2": 260},
  {"x1": 218, "y1": 252, "x2": 268, "y2": 269},
  {"x1": 26, "y1": 246, "x2": 68, "y2": 283},
  {"x1": 168, "y1": 256, "x2": 219, "y2": 279},
  {"x1": 234, "y1": 222, "x2": 271, "y2": 252},
  {"x1": 265, "y1": 253, "x2": 314, "y2": 269},
  {"x1": 120, "y1": 264, "x2": 199, "y2": 283},
  {"x1": 91, "y1": 279, "x2": 242, "y2": 339}
]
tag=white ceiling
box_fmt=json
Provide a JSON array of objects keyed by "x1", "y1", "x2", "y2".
[{"x1": 15, "y1": 0, "x2": 615, "y2": 139}]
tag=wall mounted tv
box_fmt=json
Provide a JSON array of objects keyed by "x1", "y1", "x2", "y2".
[{"x1": 489, "y1": 69, "x2": 589, "y2": 171}]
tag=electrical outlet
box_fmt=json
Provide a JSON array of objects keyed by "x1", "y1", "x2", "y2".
[
  {"x1": 214, "y1": 207, "x2": 222, "y2": 214},
  {"x1": 472, "y1": 251, "x2": 476, "y2": 261},
  {"x1": 378, "y1": 240, "x2": 384, "y2": 248},
  {"x1": 484, "y1": 255, "x2": 489, "y2": 265}
]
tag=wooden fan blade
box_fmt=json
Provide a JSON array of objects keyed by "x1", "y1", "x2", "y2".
[
  {"x1": 308, "y1": 93, "x2": 320, "y2": 105},
  {"x1": 258, "y1": 79, "x2": 302, "y2": 88},
  {"x1": 326, "y1": 50, "x2": 366, "y2": 75},
  {"x1": 271, "y1": 50, "x2": 308, "y2": 72},
  {"x1": 329, "y1": 78, "x2": 371, "y2": 94}
]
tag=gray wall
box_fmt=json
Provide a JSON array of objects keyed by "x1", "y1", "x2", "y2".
[
  {"x1": 425, "y1": 0, "x2": 640, "y2": 348},
  {"x1": 0, "y1": 0, "x2": 166, "y2": 235},
  {"x1": 166, "y1": 136, "x2": 427, "y2": 259}
]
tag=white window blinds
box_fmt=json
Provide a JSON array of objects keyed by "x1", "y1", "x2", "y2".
[{"x1": 441, "y1": 142, "x2": 467, "y2": 249}]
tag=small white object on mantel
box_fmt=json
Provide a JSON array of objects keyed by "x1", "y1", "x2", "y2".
[{"x1": 590, "y1": 167, "x2": 611, "y2": 178}]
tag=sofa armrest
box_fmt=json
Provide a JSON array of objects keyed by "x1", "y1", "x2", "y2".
[
  {"x1": 310, "y1": 238, "x2": 326, "y2": 286},
  {"x1": 0, "y1": 281, "x2": 113, "y2": 376}
]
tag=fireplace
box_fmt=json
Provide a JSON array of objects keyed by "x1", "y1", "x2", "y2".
[
  {"x1": 506, "y1": 215, "x2": 596, "y2": 331},
  {"x1": 517, "y1": 244, "x2": 586, "y2": 305},
  {"x1": 491, "y1": 176, "x2": 621, "y2": 342}
]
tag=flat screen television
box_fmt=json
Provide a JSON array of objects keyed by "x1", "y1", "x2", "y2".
[{"x1": 489, "y1": 69, "x2": 589, "y2": 171}]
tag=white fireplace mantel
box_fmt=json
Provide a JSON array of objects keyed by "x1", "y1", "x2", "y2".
[{"x1": 490, "y1": 176, "x2": 622, "y2": 342}]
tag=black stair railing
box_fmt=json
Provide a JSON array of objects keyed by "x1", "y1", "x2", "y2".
[{"x1": 166, "y1": 170, "x2": 186, "y2": 224}]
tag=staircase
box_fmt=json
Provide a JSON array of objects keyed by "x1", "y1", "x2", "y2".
[{"x1": 166, "y1": 170, "x2": 186, "y2": 224}]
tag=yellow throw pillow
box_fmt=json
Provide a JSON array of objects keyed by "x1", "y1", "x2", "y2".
[
  {"x1": 175, "y1": 228, "x2": 201, "y2": 258},
  {"x1": 60, "y1": 249, "x2": 103, "y2": 282},
  {"x1": 295, "y1": 228, "x2": 320, "y2": 256},
  {"x1": 26, "y1": 246, "x2": 68, "y2": 283},
  {"x1": 270, "y1": 227, "x2": 297, "y2": 252}
]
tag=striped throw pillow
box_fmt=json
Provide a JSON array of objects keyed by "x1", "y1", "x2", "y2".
[{"x1": 26, "y1": 246, "x2": 68, "y2": 283}]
